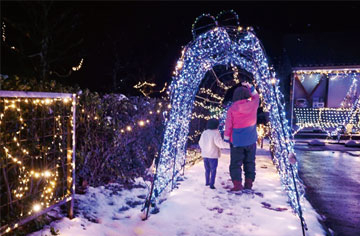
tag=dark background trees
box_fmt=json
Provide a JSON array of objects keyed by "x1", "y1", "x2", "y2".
[{"x1": 1, "y1": 1, "x2": 84, "y2": 85}]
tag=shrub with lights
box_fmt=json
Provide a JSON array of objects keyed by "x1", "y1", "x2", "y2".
[
  {"x1": 75, "y1": 92, "x2": 169, "y2": 187},
  {"x1": 145, "y1": 11, "x2": 307, "y2": 231},
  {"x1": 0, "y1": 82, "x2": 170, "y2": 233}
]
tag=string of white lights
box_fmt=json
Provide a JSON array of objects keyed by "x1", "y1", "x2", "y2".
[{"x1": 1, "y1": 96, "x2": 75, "y2": 234}]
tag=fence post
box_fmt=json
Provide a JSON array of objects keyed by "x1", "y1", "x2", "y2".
[{"x1": 66, "y1": 94, "x2": 76, "y2": 219}]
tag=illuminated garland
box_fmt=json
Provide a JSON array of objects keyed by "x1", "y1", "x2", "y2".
[
  {"x1": 294, "y1": 68, "x2": 360, "y2": 76},
  {"x1": 149, "y1": 21, "x2": 305, "y2": 220},
  {"x1": 191, "y1": 64, "x2": 242, "y2": 129},
  {"x1": 72, "y1": 58, "x2": 84, "y2": 71},
  {"x1": 193, "y1": 100, "x2": 221, "y2": 111},
  {"x1": 231, "y1": 65, "x2": 241, "y2": 84},
  {"x1": 191, "y1": 13, "x2": 218, "y2": 39},
  {"x1": 134, "y1": 81, "x2": 168, "y2": 97},
  {"x1": 0, "y1": 94, "x2": 75, "y2": 234},
  {"x1": 198, "y1": 88, "x2": 224, "y2": 101},
  {"x1": 216, "y1": 10, "x2": 240, "y2": 27},
  {"x1": 159, "y1": 82, "x2": 168, "y2": 93},
  {"x1": 341, "y1": 77, "x2": 358, "y2": 108},
  {"x1": 2, "y1": 21, "x2": 5, "y2": 42}
]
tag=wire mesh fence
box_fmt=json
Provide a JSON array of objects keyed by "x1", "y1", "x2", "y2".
[{"x1": 0, "y1": 91, "x2": 76, "y2": 235}]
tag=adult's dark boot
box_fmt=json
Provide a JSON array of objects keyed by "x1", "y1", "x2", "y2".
[
  {"x1": 244, "y1": 178, "x2": 253, "y2": 190},
  {"x1": 230, "y1": 180, "x2": 243, "y2": 191}
]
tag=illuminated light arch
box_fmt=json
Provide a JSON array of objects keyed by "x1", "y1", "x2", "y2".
[{"x1": 146, "y1": 12, "x2": 306, "y2": 229}]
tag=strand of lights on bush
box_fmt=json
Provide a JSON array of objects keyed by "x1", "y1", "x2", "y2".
[
  {"x1": 150, "y1": 23, "x2": 305, "y2": 221},
  {"x1": 2, "y1": 21, "x2": 5, "y2": 42},
  {"x1": 116, "y1": 102, "x2": 171, "y2": 134},
  {"x1": 72, "y1": 58, "x2": 84, "y2": 71},
  {"x1": 1, "y1": 97, "x2": 75, "y2": 234}
]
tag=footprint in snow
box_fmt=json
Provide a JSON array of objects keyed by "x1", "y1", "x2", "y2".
[
  {"x1": 208, "y1": 206, "x2": 224, "y2": 214},
  {"x1": 261, "y1": 202, "x2": 288, "y2": 212},
  {"x1": 176, "y1": 229, "x2": 190, "y2": 236}
]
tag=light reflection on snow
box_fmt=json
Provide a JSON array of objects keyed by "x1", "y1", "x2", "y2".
[{"x1": 287, "y1": 225, "x2": 298, "y2": 230}]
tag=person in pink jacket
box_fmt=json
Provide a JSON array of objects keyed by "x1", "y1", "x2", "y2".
[
  {"x1": 224, "y1": 81, "x2": 259, "y2": 191},
  {"x1": 199, "y1": 119, "x2": 230, "y2": 189}
]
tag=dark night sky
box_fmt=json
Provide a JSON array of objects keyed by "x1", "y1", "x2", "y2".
[{"x1": 2, "y1": 1, "x2": 360, "y2": 94}]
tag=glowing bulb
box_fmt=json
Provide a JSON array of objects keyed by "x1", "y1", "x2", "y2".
[
  {"x1": 138, "y1": 120, "x2": 145, "y2": 127},
  {"x1": 33, "y1": 203, "x2": 41, "y2": 212},
  {"x1": 271, "y1": 78, "x2": 277, "y2": 85},
  {"x1": 126, "y1": 126, "x2": 132, "y2": 131},
  {"x1": 176, "y1": 60, "x2": 184, "y2": 70}
]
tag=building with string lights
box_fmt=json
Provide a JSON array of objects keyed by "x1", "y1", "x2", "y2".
[{"x1": 279, "y1": 32, "x2": 360, "y2": 138}]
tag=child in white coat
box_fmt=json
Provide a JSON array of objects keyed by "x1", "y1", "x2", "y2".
[{"x1": 199, "y1": 119, "x2": 230, "y2": 189}]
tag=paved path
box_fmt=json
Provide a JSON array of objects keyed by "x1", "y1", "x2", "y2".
[{"x1": 296, "y1": 146, "x2": 360, "y2": 235}]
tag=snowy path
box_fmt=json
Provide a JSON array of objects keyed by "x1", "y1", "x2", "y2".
[{"x1": 31, "y1": 147, "x2": 325, "y2": 236}]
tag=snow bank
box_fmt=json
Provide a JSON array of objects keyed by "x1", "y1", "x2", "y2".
[{"x1": 30, "y1": 146, "x2": 325, "y2": 236}]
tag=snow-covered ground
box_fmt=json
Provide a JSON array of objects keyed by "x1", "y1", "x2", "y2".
[{"x1": 30, "y1": 147, "x2": 325, "y2": 236}]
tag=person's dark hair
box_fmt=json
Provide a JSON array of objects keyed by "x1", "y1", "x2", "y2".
[
  {"x1": 232, "y1": 86, "x2": 251, "y2": 102},
  {"x1": 206, "y1": 118, "x2": 219, "y2": 130}
]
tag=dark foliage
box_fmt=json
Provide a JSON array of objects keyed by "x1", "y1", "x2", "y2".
[
  {"x1": 1, "y1": 75, "x2": 166, "y2": 189},
  {"x1": 76, "y1": 91, "x2": 166, "y2": 186}
]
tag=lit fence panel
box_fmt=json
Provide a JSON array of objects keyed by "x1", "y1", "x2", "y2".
[
  {"x1": 0, "y1": 91, "x2": 76, "y2": 235},
  {"x1": 294, "y1": 107, "x2": 360, "y2": 131}
]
